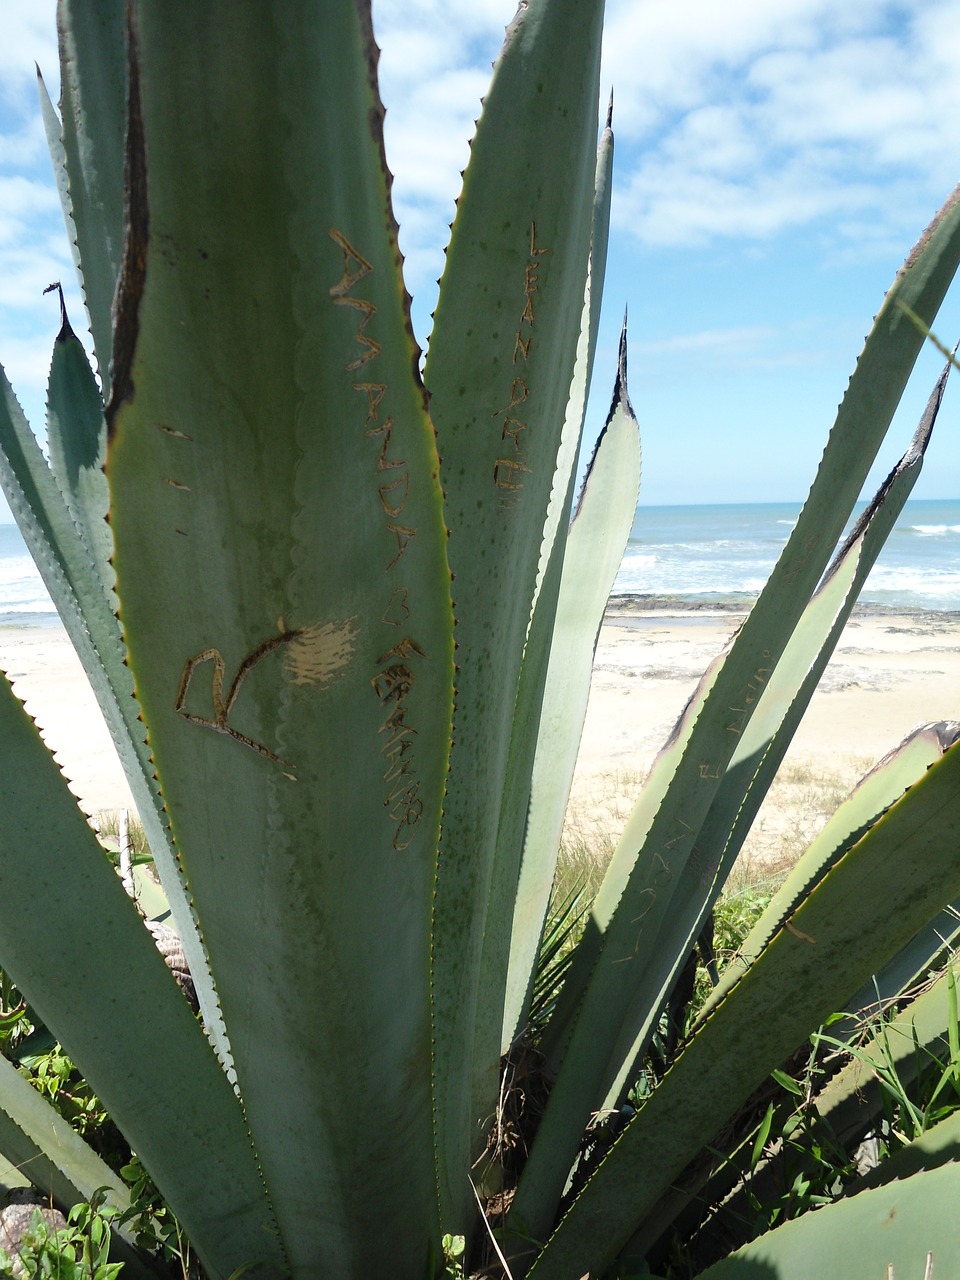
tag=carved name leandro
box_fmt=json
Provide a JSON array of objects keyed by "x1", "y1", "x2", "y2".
[
  {"x1": 329, "y1": 227, "x2": 424, "y2": 851},
  {"x1": 492, "y1": 221, "x2": 550, "y2": 498},
  {"x1": 172, "y1": 231, "x2": 426, "y2": 851}
]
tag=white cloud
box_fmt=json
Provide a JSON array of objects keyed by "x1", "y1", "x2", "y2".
[
  {"x1": 2, "y1": 0, "x2": 959, "y2": 368},
  {"x1": 0, "y1": 2, "x2": 58, "y2": 108},
  {"x1": 376, "y1": 3, "x2": 507, "y2": 303},
  {"x1": 604, "y1": 0, "x2": 960, "y2": 251},
  {"x1": 638, "y1": 325, "x2": 777, "y2": 355}
]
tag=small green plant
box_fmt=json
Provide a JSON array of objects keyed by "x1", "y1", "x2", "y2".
[
  {"x1": 19, "y1": 1049, "x2": 112, "y2": 1154},
  {"x1": 0, "y1": 1191, "x2": 123, "y2": 1280},
  {"x1": 440, "y1": 1234, "x2": 466, "y2": 1280},
  {"x1": 116, "y1": 1157, "x2": 192, "y2": 1278},
  {"x1": 0, "y1": 971, "x2": 30, "y2": 1060}
]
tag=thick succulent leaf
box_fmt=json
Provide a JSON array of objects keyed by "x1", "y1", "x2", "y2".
[
  {"x1": 840, "y1": 892, "x2": 960, "y2": 1037},
  {"x1": 421, "y1": 0, "x2": 605, "y2": 1212},
  {"x1": 683, "y1": 357, "x2": 950, "y2": 915},
  {"x1": 632, "y1": 724, "x2": 959, "y2": 1261},
  {"x1": 0, "y1": 358, "x2": 226, "y2": 1069},
  {"x1": 525, "y1": 741, "x2": 960, "y2": 1279},
  {"x1": 694, "y1": 1163, "x2": 960, "y2": 1279},
  {"x1": 472, "y1": 114, "x2": 617, "y2": 1114},
  {"x1": 509, "y1": 190, "x2": 960, "y2": 1243},
  {"x1": 0, "y1": 674, "x2": 283, "y2": 1280},
  {"x1": 0, "y1": 1053, "x2": 130, "y2": 1217},
  {"x1": 700, "y1": 721, "x2": 960, "y2": 1020},
  {"x1": 723, "y1": 956, "x2": 960, "y2": 1242},
  {"x1": 105, "y1": 5, "x2": 453, "y2": 1272},
  {"x1": 526, "y1": 100, "x2": 616, "y2": 627},
  {"x1": 44, "y1": 291, "x2": 113, "y2": 597},
  {"x1": 607, "y1": 396, "x2": 947, "y2": 1111},
  {"x1": 852, "y1": 1109, "x2": 960, "y2": 1193},
  {"x1": 55, "y1": 0, "x2": 127, "y2": 390},
  {"x1": 502, "y1": 325, "x2": 640, "y2": 1053}
]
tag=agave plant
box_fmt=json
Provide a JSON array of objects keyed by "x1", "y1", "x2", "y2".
[{"x1": 1, "y1": 3, "x2": 960, "y2": 1278}]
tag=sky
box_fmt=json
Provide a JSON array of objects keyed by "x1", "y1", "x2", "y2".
[{"x1": 1, "y1": 0, "x2": 959, "y2": 511}]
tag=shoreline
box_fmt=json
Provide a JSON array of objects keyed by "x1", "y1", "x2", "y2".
[{"x1": 606, "y1": 593, "x2": 960, "y2": 623}]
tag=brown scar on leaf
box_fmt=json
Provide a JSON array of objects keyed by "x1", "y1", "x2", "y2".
[
  {"x1": 285, "y1": 618, "x2": 359, "y2": 688},
  {"x1": 158, "y1": 424, "x2": 193, "y2": 440},
  {"x1": 176, "y1": 632, "x2": 301, "y2": 768},
  {"x1": 328, "y1": 228, "x2": 373, "y2": 296},
  {"x1": 176, "y1": 617, "x2": 358, "y2": 767},
  {"x1": 382, "y1": 587, "x2": 410, "y2": 626},
  {"x1": 163, "y1": 478, "x2": 191, "y2": 491},
  {"x1": 785, "y1": 917, "x2": 816, "y2": 945}
]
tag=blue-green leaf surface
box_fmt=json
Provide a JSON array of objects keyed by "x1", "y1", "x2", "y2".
[{"x1": 106, "y1": 5, "x2": 453, "y2": 1273}]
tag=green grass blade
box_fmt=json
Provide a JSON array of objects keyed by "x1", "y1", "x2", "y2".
[
  {"x1": 840, "y1": 891, "x2": 960, "y2": 1037},
  {"x1": 0, "y1": 674, "x2": 283, "y2": 1280},
  {"x1": 814, "y1": 961, "x2": 960, "y2": 1153},
  {"x1": 526, "y1": 741, "x2": 960, "y2": 1279},
  {"x1": 850, "y1": 1109, "x2": 960, "y2": 1193},
  {"x1": 421, "y1": 0, "x2": 605, "y2": 1218},
  {"x1": 106, "y1": 5, "x2": 453, "y2": 1271}
]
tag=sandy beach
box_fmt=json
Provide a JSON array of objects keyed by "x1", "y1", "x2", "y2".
[
  {"x1": 0, "y1": 625, "x2": 135, "y2": 818},
  {"x1": 0, "y1": 607, "x2": 956, "y2": 869},
  {"x1": 569, "y1": 602, "x2": 960, "y2": 868}
]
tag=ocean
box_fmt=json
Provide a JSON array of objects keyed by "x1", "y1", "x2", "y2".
[
  {"x1": 0, "y1": 498, "x2": 957, "y2": 625},
  {"x1": 614, "y1": 499, "x2": 960, "y2": 612}
]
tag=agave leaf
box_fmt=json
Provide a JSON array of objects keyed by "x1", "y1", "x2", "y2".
[
  {"x1": 840, "y1": 890, "x2": 960, "y2": 1039},
  {"x1": 681, "y1": 356, "x2": 951, "y2": 929},
  {"x1": 0, "y1": 1053, "x2": 130, "y2": 1219},
  {"x1": 509, "y1": 193, "x2": 960, "y2": 1245},
  {"x1": 105, "y1": 5, "x2": 452, "y2": 1271},
  {"x1": 713, "y1": 953, "x2": 960, "y2": 1249},
  {"x1": 54, "y1": 0, "x2": 127, "y2": 391},
  {"x1": 473, "y1": 113, "x2": 618, "y2": 1112},
  {"x1": 44, "y1": 289, "x2": 113, "y2": 598},
  {"x1": 693, "y1": 1162, "x2": 960, "y2": 1279},
  {"x1": 420, "y1": 0, "x2": 605, "y2": 1217},
  {"x1": 850, "y1": 1108, "x2": 960, "y2": 1194},
  {"x1": 604, "y1": 387, "x2": 949, "y2": 1113},
  {"x1": 0, "y1": 351, "x2": 226, "y2": 1071},
  {"x1": 501, "y1": 323, "x2": 640, "y2": 1054},
  {"x1": 699, "y1": 720, "x2": 960, "y2": 1021},
  {"x1": 0, "y1": 673, "x2": 283, "y2": 1280},
  {"x1": 525, "y1": 740, "x2": 960, "y2": 1279},
  {"x1": 526, "y1": 95, "x2": 616, "y2": 627}
]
